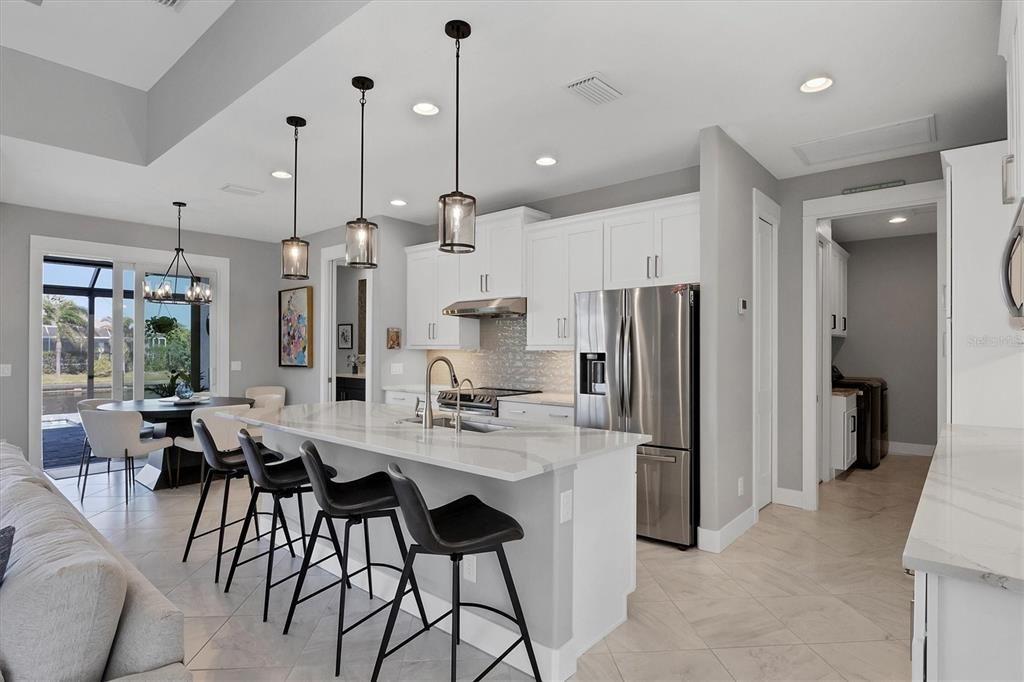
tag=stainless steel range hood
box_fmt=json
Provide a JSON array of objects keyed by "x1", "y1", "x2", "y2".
[{"x1": 442, "y1": 297, "x2": 527, "y2": 318}]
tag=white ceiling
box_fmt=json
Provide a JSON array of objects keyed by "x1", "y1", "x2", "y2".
[
  {"x1": 0, "y1": 0, "x2": 1007, "y2": 241},
  {"x1": 0, "y1": 0, "x2": 233, "y2": 90},
  {"x1": 832, "y1": 204, "x2": 937, "y2": 243}
]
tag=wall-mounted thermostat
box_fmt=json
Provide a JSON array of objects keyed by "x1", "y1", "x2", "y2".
[{"x1": 738, "y1": 298, "x2": 749, "y2": 315}]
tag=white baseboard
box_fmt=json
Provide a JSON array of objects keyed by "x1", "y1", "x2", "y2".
[
  {"x1": 888, "y1": 441, "x2": 934, "y2": 456},
  {"x1": 771, "y1": 487, "x2": 806, "y2": 508},
  {"x1": 697, "y1": 505, "x2": 758, "y2": 553}
]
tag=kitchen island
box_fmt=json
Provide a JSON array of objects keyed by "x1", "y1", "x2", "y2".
[{"x1": 236, "y1": 401, "x2": 650, "y2": 681}]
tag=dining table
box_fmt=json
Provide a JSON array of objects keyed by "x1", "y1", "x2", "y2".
[{"x1": 98, "y1": 396, "x2": 253, "y2": 490}]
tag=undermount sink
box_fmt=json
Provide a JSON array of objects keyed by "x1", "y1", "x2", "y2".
[{"x1": 398, "y1": 415, "x2": 513, "y2": 434}]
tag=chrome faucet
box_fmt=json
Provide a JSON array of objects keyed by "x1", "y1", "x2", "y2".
[
  {"x1": 454, "y1": 378, "x2": 475, "y2": 434},
  {"x1": 423, "y1": 356, "x2": 458, "y2": 429}
]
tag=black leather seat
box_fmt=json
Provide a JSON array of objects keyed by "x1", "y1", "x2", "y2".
[
  {"x1": 371, "y1": 464, "x2": 542, "y2": 682},
  {"x1": 181, "y1": 419, "x2": 285, "y2": 583},
  {"x1": 282, "y1": 442, "x2": 429, "y2": 678}
]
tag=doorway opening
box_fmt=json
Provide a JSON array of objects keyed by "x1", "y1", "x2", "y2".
[{"x1": 319, "y1": 244, "x2": 375, "y2": 404}]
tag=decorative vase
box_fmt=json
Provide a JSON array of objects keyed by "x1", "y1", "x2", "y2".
[
  {"x1": 175, "y1": 381, "x2": 194, "y2": 399},
  {"x1": 351, "y1": 363, "x2": 359, "y2": 374}
]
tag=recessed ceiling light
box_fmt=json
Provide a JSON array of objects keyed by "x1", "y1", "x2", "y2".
[
  {"x1": 535, "y1": 156, "x2": 557, "y2": 166},
  {"x1": 799, "y1": 75, "x2": 833, "y2": 93},
  {"x1": 889, "y1": 216, "x2": 908, "y2": 224},
  {"x1": 390, "y1": 199, "x2": 407, "y2": 207},
  {"x1": 271, "y1": 170, "x2": 292, "y2": 179},
  {"x1": 412, "y1": 102, "x2": 439, "y2": 116}
]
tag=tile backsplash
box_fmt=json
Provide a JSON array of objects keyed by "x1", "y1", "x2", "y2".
[{"x1": 427, "y1": 318, "x2": 574, "y2": 392}]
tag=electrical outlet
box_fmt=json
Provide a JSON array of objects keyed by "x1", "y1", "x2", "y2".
[
  {"x1": 560, "y1": 489, "x2": 574, "y2": 523},
  {"x1": 0, "y1": 364, "x2": 10, "y2": 377},
  {"x1": 390, "y1": 362, "x2": 404, "y2": 376},
  {"x1": 230, "y1": 361, "x2": 242, "y2": 371},
  {"x1": 463, "y1": 555, "x2": 477, "y2": 583},
  {"x1": 738, "y1": 477, "x2": 745, "y2": 496}
]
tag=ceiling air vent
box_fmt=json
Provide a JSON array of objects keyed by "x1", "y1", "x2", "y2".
[
  {"x1": 153, "y1": 0, "x2": 181, "y2": 6},
  {"x1": 794, "y1": 114, "x2": 937, "y2": 166},
  {"x1": 567, "y1": 72, "x2": 622, "y2": 105},
  {"x1": 220, "y1": 184, "x2": 264, "y2": 197}
]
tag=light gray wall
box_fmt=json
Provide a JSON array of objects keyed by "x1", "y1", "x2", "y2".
[
  {"x1": 530, "y1": 167, "x2": 700, "y2": 218},
  {"x1": 834, "y1": 234, "x2": 938, "y2": 446},
  {"x1": 774, "y1": 152, "x2": 943, "y2": 489},
  {"x1": 698, "y1": 126, "x2": 780, "y2": 531},
  {"x1": 275, "y1": 217, "x2": 430, "y2": 405},
  {"x1": 0, "y1": 203, "x2": 281, "y2": 454},
  {"x1": 0, "y1": 47, "x2": 147, "y2": 165}
]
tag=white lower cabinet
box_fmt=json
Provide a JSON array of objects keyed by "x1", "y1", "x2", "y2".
[
  {"x1": 830, "y1": 393, "x2": 857, "y2": 472},
  {"x1": 498, "y1": 401, "x2": 574, "y2": 424}
]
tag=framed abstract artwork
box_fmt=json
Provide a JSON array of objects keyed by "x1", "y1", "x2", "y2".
[{"x1": 279, "y1": 286, "x2": 314, "y2": 368}]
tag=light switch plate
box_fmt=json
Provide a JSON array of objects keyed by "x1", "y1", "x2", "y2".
[
  {"x1": 231, "y1": 361, "x2": 242, "y2": 371},
  {"x1": 390, "y1": 362, "x2": 403, "y2": 376},
  {"x1": 737, "y1": 298, "x2": 749, "y2": 315},
  {"x1": 559, "y1": 489, "x2": 574, "y2": 523},
  {"x1": 0, "y1": 364, "x2": 11, "y2": 377}
]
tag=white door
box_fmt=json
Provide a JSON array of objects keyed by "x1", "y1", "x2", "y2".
[
  {"x1": 753, "y1": 215, "x2": 776, "y2": 509},
  {"x1": 433, "y1": 255, "x2": 463, "y2": 346},
  {"x1": 486, "y1": 217, "x2": 524, "y2": 297},
  {"x1": 406, "y1": 252, "x2": 435, "y2": 347},
  {"x1": 653, "y1": 198, "x2": 700, "y2": 283},
  {"x1": 525, "y1": 229, "x2": 567, "y2": 347},
  {"x1": 565, "y1": 221, "x2": 604, "y2": 346},
  {"x1": 604, "y1": 211, "x2": 654, "y2": 289}
]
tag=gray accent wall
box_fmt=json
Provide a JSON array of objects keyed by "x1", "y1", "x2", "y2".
[
  {"x1": 698, "y1": 126, "x2": 780, "y2": 531},
  {"x1": 774, "y1": 152, "x2": 943, "y2": 490},
  {"x1": 0, "y1": 203, "x2": 281, "y2": 454},
  {"x1": 530, "y1": 167, "x2": 700, "y2": 218},
  {"x1": 834, "y1": 234, "x2": 938, "y2": 446}
]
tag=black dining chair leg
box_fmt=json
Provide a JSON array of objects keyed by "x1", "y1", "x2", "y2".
[
  {"x1": 215, "y1": 473, "x2": 232, "y2": 583},
  {"x1": 263, "y1": 497, "x2": 281, "y2": 622},
  {"x1": 107, "y1": 458, "x2": 111, "y2": 477},
  {"x1": 175, "y1": 447, "x2": 182, "y2": 489},
  {"x1": 283, "y1": 511, "x2": 325, "y2": 635},
  {"x1": 325, "y1": 514, "x2": 351, "y2": 677},
  {"x1": 225, "y1": 487, "x2": 259, "y2": 593},
  {"x1": 275, "y1": 497, "x2": 297, "y2": 559},
  {"x1": 80, "y1": 456, "x2": 90, "y2": 502},
  {"x1": 497, "y1": 545, "x2": 542, "y2": 681},
  {"x1": 364, "y1": 518, "x2": 373, "y2": 599},
  {"x1": 77, "y1": 438, "x2": 89, "y2": 486},
  {"x1": 370, "y1": 547, "x2": 418, "y2": 682},
  {"x1": 183, "y1": 468, "x2": 214, "y2": 562},
  {"x1": 388, "y1": 511, "x2": 429, "y2": 628}
]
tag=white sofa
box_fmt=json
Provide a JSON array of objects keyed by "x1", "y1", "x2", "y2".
[{"x1": 0, "y1": 442, "x2": 190, "y2": 681}]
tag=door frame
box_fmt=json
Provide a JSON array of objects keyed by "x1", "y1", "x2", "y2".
[
  {"x1": 319, "y1": 244, "x2": 375, "y2": 404},
  {"x1": 799, "y1": 180, "x2": 946, "y2": 510},
  {"x1": 29, "y1": 235, "x2": 230, "y2": 470},
  {"x1": 752, "y1": 189, "x2": 781, "y2": 508}
]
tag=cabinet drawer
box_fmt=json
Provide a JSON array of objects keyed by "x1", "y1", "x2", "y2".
[
  {"x1": 499, "y1": 401, "x2": 574, "y2": 424},
  {"x1": 385, "y1": 391, "x2": 437, "y2": 409}
]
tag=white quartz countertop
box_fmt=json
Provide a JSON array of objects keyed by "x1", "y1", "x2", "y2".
[
  {"x1": 497, "y1": 392, "x2": 575, "y2": 407},
  {"x1": 381, "y1": 384, "x2": 448, "y2": 395},
  {"x1": 903, "y1": 425, "x2": 1024, "y2": 592},
  {"x1": 235, "y1": 402, "x2": 649, "y2": 482}
]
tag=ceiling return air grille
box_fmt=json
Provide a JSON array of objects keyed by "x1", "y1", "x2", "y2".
[
  {"x1": 152, "y1": 0, "x2": 181, "y2": 6},
  {"x1": 567, "y1": 72, "x2": 622, "y2": 105}
]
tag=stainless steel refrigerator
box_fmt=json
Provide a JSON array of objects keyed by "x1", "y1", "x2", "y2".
[{"x1": 575, "y1": 283, "x2": 699, "y2": 547}]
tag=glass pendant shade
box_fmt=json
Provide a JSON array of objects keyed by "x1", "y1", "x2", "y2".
[
  {"x1": 345, "y1": 218, "x2": 378, "y2": 268},
  {"x1": 437, "y1": 190, "x2": 476, "y2": 253},
  {"x1": 281, "y1": 236, "x2": 310, "y2": 279}
]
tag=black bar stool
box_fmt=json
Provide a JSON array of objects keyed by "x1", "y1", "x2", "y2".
[
  {"x1": 283, "y1": 441, "x2": 430, "y2": 677},
  {"x1": 181, "y1": 418, "x2": 283, "y2": 582},
  {"x1": 371, "y1": 464, "x2": 542, "y2": 682},
  {"x1": 224, "y1": 429, "x2": 337, "y2": 621}
]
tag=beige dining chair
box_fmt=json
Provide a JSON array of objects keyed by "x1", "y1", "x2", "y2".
[
  {"x1": 245, "y1": 385, "x2": 286, "y2": 410},
  {"x1": 79, "y1": 410, "x2": 172, "y2": 503},
  {"x1": 76, "y1": 399, "x2": 160, "y2": 486}
]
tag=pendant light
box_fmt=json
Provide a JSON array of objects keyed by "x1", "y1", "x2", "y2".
[
  {"x1": 437, "y1": 19, "x2": 476, "y2": 254},
  {"x1": 345, "y1": 76, "x2": 378, "y2": 268},
  {"x1": 143, "y1": 202, "x2": 212, "y2": 305},
  {"x1": 281, "y1": 115, "x2": 310, "y2": 279}
]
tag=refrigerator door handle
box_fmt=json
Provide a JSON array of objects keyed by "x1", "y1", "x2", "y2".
[
  {"x1": 637, "y1": 451, "x2": 677, "y2": 464},
  {"x1": 623, "y1": 314, "x2": 633, "y2": 419}
]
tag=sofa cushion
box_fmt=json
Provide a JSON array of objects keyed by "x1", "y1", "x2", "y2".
[
  {"x1": 0, "y1": 478, "x2": 128, "y2": 682},
  {"x1": 0, "y1": 525, "x2": 13, "y2": 585}
]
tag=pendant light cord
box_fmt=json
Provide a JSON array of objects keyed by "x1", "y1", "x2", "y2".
[
  {"x1": 455, "y1": 38, "x2": 461, "y2": 191},
  {"x1": 359, "y1": 89, "x2": 366, "y2": 219},
  {"x1": 176, "y1": 204, "x2": 182, "y2": 250},
  {"x1": 292, "y1": 125, "x2": 299, "y2": 239}
]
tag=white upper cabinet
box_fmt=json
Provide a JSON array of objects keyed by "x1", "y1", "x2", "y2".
[
  {"x1": 999, "y1": 1, "x2": 1023, "y2": 203},
  {"x1": 405, "y1": 244, "x2": 479, "y2": 350},
  {"x1": 829, "y1": 243, "x2": 849, "y2": 338},
  {"x1": 604, "y1": 194, "x2": 701, "y2": 290},
  {"x1": 524, "y1": 218, "x2": 603, "y2": 350},
  {"x1": 457, "y1": 207, "x2": 549, "y2": 299}
]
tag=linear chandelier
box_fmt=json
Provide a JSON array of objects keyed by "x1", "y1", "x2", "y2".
[{"x1": 143, "y1": 201, "x2": 212, "y2": 305}]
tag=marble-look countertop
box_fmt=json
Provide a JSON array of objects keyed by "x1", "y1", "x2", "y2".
[
  {"x1": 497, "y1": 392, "x2": 576, "y2": 407},
  {"x1": 381, "y1": 384, "x2": 448, "y2": 395},
  {"x1": 903, "y1": 425, "x2": 1024, "y2": 592},
  {"x1": 235, "y1": 401, "x2": 649, "y2": 482}
]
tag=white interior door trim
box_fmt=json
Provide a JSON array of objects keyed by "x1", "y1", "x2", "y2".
[
  {"x1": 319, "y1": 245, "x2": 376, "y2": 404},
  {"x1": 800, "y1": 179, "x2": 945, "y2": 511},
  {"x1": 28, "y1": 235, "x2": 230, "y2": 469},
  {"x1": 752, "y1": 188, "x2": 781, "y2": 509}
]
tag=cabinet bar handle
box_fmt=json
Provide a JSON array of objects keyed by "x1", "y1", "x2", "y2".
[
  {"x1": 479, "y1": 274, "x2": 484, "y2": 292},
  {"x1": 485, "y1": 274, "x2": 490, "y2": 292},
  {"x1": 851, "y1": 415, "x2": 857, "y2": 433},
  {"x1": 646, "y1": 255, "x2": 652, "y2": 279},
  {"x1": 831, "y1": 314, "x2": 836, "y2": 330},
  {"x1": 549, "y1": 413, "x2": 570, "y2": 418},
  {"x1": 1002, "y1": 154, "x2": 1016, "y2": 205},
  {"x1": 654, "y1": 254, "x2": 660, "y2": 277},
  {"x1": 842, "y1": 316, "x2": 847, "y2": 331}
]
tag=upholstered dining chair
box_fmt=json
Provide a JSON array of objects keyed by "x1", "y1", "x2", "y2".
[
  {"x1": 244, "y1": 386, "x2": 286, "y2": 411},
  {"x1": 79, "y1": 410, "x2": 172, "y2": 503},
  {"x1": 76, "y1": 399, "x2": 161, "y2": 487}
]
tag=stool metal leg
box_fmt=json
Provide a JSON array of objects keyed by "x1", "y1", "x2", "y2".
[
  {"x1": 370, "y1": 546, "x2": 419, "y2": 682},
  {"x1": 247, "y1": 475, "x2": 262, "y2": 538},
  {"x1": 325, "y1": 514, "x2": 350, "y2": 677},
  {"x1": 342, "y1": 519, "x2": 354, "y2": 591},
  {"x1": 388, "y1": 511, "x2": 429, "y2": 629},
  {"x1": 215, "y1": 473, "x2": 232, "y2": 583},
  {"x1": 183, "y1": 469, "x2": 215, "y2": 562},
  {"x1": 496, "y1": 545, "x2": 542, "y2": 681},
  {"x1": 283, "y1": 511, "x2": 325, "y2": 635},
  {"x1": 297, "y1": 489, "x2": 308, "y2": 553},
  {"x1": 225, "y1": 487, "x2": 259, "y2": 593},
  {"x1": 277, "y1": 498, "x2": 297, "y2": 559},
  {"x1": 363, "y1": 518, "x2": 373, "y2": 599},
  {"x1": 451, "y1": 555, "x2": 462, "y2": 681},
  {"x1": 263, "y1": 496, "x2": 281, "y2": 622}
]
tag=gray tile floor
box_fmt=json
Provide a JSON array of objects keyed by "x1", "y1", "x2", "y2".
[{"x1": 53, "y1": 453, "x2": 928, "y2": 680}]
